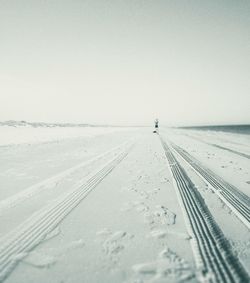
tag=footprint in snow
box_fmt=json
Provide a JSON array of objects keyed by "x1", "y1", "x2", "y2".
[
  {"x1": 149, "y1": 206, "x2": 176, "y2": 226},
  {"x1": 22, "y1": 251, "x2": 57, "y2": 269},
  {"x1": 130, "y1": 248, "x2": 194, "y2": 283},
  {"x1": 143, "y1": 206, "x2": 176, "y2": 229},
  {"x1": 96, "y1": 229, "x2": 134, "y2": 267}
]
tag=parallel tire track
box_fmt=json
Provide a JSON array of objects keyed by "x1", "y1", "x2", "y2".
[
  {"x1": 159, "y1": 137, "x2": 249, "y2": 283},
  {"x1": 170, "y1": 142, "x2": 250, "y2": 229},
  {"x1": 184, "y1": 133, "x2": 250, "y2": 160},
  {"x1": 0, "y1": 140, "x2": 132, "y2": 215},
  {"x1": 208, "y1": 143, "x2": 250, "y2": 160},
  {"x1": 0, "y1": 143, "x2": 133, "y2": 282}
]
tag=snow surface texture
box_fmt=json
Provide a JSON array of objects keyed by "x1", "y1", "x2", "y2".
[
  {"x1": 0, "y1": 126, "x2": 249, "y2": 283},
  {"x1": 0, "y1": 125, "x2": 132, "y2": 146}
]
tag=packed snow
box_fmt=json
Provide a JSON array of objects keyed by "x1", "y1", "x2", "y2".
[
  {"x1": 0, "y1": 125, "x2": 249, "y2": 283},
  {"x1": 0, "y1": 124, "x2": 131, "y2": 146}
]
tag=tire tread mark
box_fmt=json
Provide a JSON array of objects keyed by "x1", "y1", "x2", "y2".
[
  {"x1": 171, "y1": 143, "x2": 250, "y2": 229},
  {"x1": 159, "y1": 137, "x2": 249, "y2": 283},
  {"x1": 0, "y1": 143, "x2": 133, "y2": 282}
]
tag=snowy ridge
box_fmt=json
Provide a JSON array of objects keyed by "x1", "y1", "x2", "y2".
[
  {"x1": 0, "y1": 141, "x2": 134, "y2": 282},
  {"x1": 159, "y1": 136, "x2": 249, "y2": 283},
  {"x1": 0, "y1": 140, "x2": 133, "y2": 215},
  {"x1": 0, "y1": 120, "x2": 96, "y2": 128},
  {"x1": 0, "y1": 120, "x2": 134, "y2": 128}
]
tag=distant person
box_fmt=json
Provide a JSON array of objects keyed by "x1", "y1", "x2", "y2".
[{"x1": 153, "y1": 118, "x2": 159, "y2": 133}]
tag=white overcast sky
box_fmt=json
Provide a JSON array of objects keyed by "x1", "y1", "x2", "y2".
[{"x1": 0, "y1": 0, "x2": 249, "y2": 126}]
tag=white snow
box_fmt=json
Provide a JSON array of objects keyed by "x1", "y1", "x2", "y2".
[
  {"x1": 0, "y1": 125, "x2": 131, "y2": 146},
  {"x1": 0, "y1": 126, "x2": 249, "y2": 283}
]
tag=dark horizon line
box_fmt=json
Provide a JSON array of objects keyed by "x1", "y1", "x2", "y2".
[
  {"x1": 178, "y1": 123, "x2": 250, "y2": 128},
  {"x1": 0, "y1": 120, "x2": 249, "y2": 128}
]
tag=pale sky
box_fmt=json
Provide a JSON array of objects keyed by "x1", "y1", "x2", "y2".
[{"x1": 0, "y1": 0, "x2": 249, "y2": 126}]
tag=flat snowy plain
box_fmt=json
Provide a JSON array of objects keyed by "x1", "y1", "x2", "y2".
[{"x1": 0, "y1": 125, "x2": 249, "y2": 283}]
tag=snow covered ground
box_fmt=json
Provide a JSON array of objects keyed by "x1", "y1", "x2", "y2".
[
  {"x1": 0, "y1": 125, "x2": 249, "y2": 283},
  {"x1": 0, "y1": 125, "x2": 131, "y2": 146}
]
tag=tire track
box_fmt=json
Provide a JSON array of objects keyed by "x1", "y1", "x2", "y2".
[
  {"x1": 0, "y1": 142, "x2": 133, "y2": 282},
  {"x1": 183, "y1": 133, "x2": 250, "y2": 160},
  {"x1": 208, "y1": 143, "x2": 250, "y2": 160},
  {"x1": 170, "y1": 142, "x2": 250, "y2": 230},
  {"x1": 0, "y1": 140, "x2": 132, "y2": 215},
  {"x1": 159, "y1": 136, "x2": 249, "y2": 283}
]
